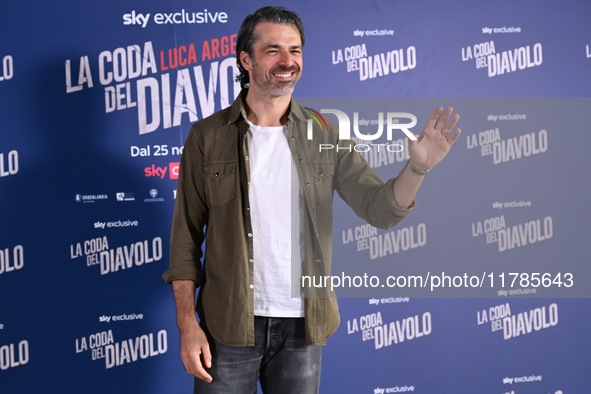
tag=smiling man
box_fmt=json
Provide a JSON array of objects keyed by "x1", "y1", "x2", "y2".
[{"x1": 163, "y1": 6, "x2": 461, "y2": 393}]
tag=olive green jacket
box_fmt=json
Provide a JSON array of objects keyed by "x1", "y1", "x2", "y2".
[{"x1": 163, "y1": 91, "x2": 414, "y2": 346}]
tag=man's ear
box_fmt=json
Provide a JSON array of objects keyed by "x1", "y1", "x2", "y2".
[{"x1": 240, "y1": 51, "x2": 252, "y2": 71}]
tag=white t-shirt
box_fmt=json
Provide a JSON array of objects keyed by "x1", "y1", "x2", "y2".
[{"x1": 246, "y1": 120, "x2": 304, "y2": 317}]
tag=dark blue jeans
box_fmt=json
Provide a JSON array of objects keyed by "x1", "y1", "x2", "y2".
[{"x1": 194, "y1": 317, "x2": 322, "y2": 394}]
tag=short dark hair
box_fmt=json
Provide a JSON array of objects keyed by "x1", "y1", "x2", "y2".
[{"x1": 235, "y1": 6, "x2": 305, "y2": 89}]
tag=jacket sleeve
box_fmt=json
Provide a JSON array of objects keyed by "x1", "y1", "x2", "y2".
[
  {"x1": 162, "y1": 128, "x2": 208, "y2": 285},
  {"x1": 334, "y1": 138, "x2": 414, "y2": 230}
]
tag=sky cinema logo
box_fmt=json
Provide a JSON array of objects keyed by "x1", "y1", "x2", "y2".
[{"x1": 305, "y1": 108, "x2": 417, "y2": 152}]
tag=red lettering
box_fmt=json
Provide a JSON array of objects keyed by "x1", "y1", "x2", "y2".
[
  {"x1": 160, "y1": 51, "x2": 168, "y2": 71},
  {"x1": 178, "y1": 46, "x2": 187, "y2": 67},
  {"x1": 211, "y1": 39, "x2": 220, "y2": 59},
  {"x1": 202, "y1": 36, "x2": 236, "y2": 61},
  {"x1": 188, "y1": 44, "x2": 197, "y2": 64},
  {"x1": 221, "y1": 36, "x2": 229, "y2": 57},
  {"x1": 167, "y1": 49, "x2": 177, "y2": 69},
  {"x1": 230, "y1": 34, "x2": 237, "y2": 55},
  {"x1": 160, "y1": 44, "x2": 199, "y2": 70},
  {"x1": 144, "y1": 165, "x2": 168, "y2": 179},
  {"x1": 202, "y1": 41, "x2": 211, "y2": 61}
]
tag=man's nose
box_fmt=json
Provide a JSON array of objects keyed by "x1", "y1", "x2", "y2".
[{"x1": 277, "y1": 50, "x2": 295, "y2": 67}]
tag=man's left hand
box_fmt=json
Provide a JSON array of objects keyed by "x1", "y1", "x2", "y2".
[{"x1": 408, "y1": 107, "x2": 461, "y2": 172}]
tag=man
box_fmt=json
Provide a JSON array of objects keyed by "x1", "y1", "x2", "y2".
[{"x1": 163, "y1": 6, "x2": 461, "y2": 393}]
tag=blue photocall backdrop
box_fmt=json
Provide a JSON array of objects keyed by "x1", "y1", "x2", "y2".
[{"x1": 1, "y1": 0, "x2": 590, "y2": 393}]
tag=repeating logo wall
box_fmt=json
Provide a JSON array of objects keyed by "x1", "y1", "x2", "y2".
[{"x1": 2, "y1": 1, "x2": 591, "y2": 393}]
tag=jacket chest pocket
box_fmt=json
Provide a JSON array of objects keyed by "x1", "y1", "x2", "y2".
[
  {"x1": 312, "y1": 162, "x2": 335, "y2": 181},
  {"x1": 311, "y1": 162, "x2": 335, "y2": 203},
  {"x1": 204, "y1": 161, "x2": 236, "y2": 207}
]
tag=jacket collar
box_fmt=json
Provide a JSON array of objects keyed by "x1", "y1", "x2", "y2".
[{"x1": 227, "y1": 89, "x2": 307, "y2": 125}]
